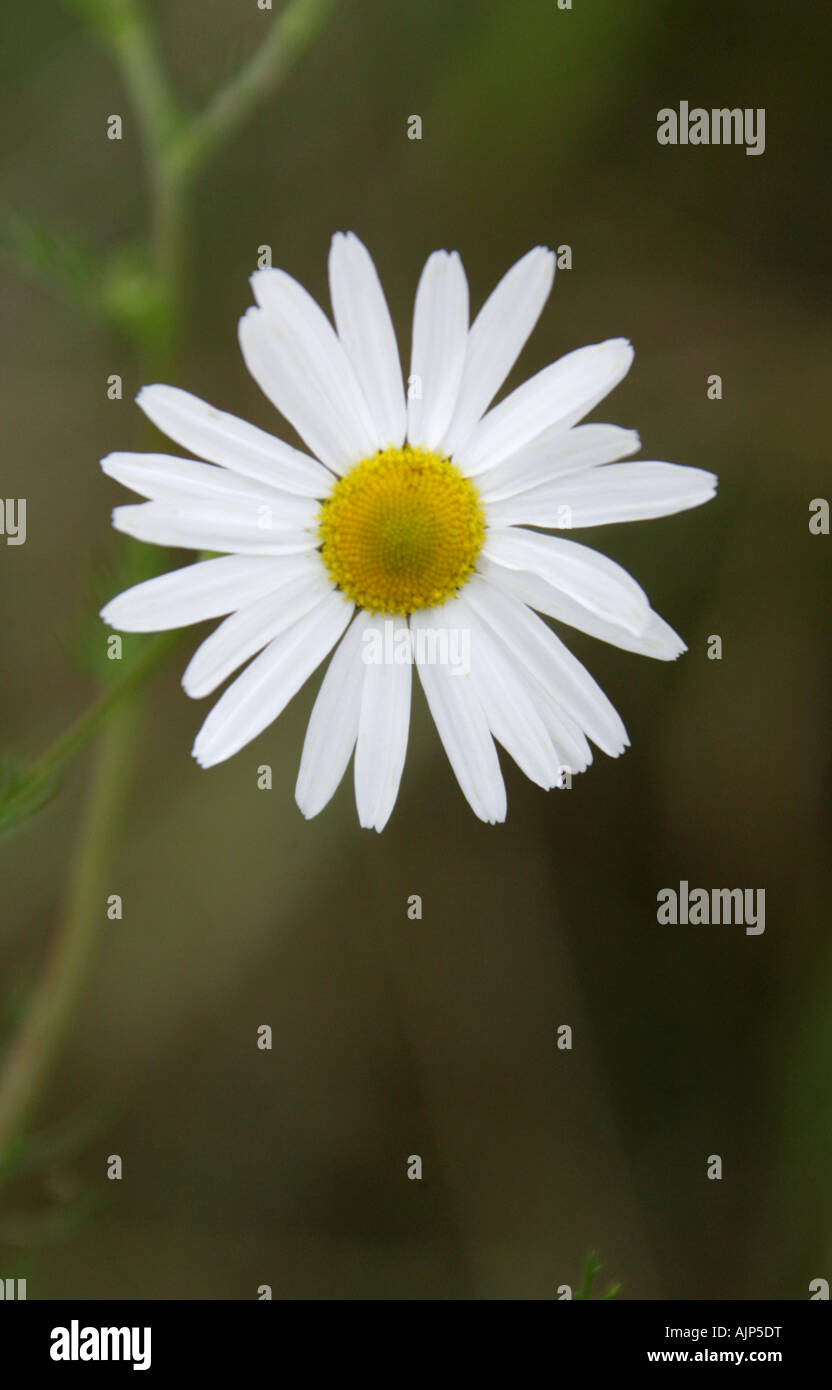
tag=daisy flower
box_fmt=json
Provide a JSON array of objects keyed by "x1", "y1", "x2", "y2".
[{"x1": 101, "y1": 233, "x2": 716, "y2": 829}]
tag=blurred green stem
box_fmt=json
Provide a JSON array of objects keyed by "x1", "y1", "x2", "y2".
[
  {"x1": 1, "y1": 632, "x2": 179, "y2": 836},
  {"x1": 105, "y1": 0, "x2": 186, "y2": 362},
  {"x1": 0, "y1": 0, "x2": 338, "y2": 1163},
  {"x1": 576, "y1": 1249, "x2": 622, "y2": 1301},
  {"x1": 0, "y1": 703, "x2": 139, "y2": 1160},
  {"x1": 104, "y1": 0, "x2": 182, "y2": 155},
  {"x1": 150, "y1": 164, "x2": 187, "y2": 363},
  {"x1": 169, "y1": 0, "x2": 338, "y2": 182}
]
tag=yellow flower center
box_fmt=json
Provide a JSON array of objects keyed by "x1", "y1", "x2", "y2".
[{"x1": 318, "y1": 445, "x2": 485, "y2": 615}]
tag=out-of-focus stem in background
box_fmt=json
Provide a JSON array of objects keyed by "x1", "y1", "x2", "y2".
[{"x1": 0, "y1": 0, "x2": 338, "y2": 1166}]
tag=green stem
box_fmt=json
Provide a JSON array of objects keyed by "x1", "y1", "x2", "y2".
[
  {"x1": 105, "y1": 0, "x2": 187, "y2": 362},
  {"x1": 104, "y1": 0, "x2": 182, "y2": 156},
  {"x1": 0, "y1": 0, "x2": 338, "y2": 1173},
  {"x1": 149, "y1": 162, "x2": 188, "y2": 367},
  {"x1": 169, "y1": 0, "x2": 338, "y2": 182},
  {"x1": 0, "y1": 1, "x2": 182, "y2": 1160},
  {"x1": 3, "y1": 632, "x2": 179, "y2": 832},
  {"x1": 0, "y1": 700, "x2": 140, "y2": 1161}
]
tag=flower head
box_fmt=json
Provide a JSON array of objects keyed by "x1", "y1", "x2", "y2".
[{"x1": 101, "y1": 233, "x2": 716, "y2": 828}]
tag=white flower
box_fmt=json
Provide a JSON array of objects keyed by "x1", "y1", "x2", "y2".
[{"x1": 101, "y1": 233, "x2": 716, "y2": 829}]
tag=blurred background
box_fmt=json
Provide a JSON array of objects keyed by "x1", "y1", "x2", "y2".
[{"x1": 0, "y1": 0, "x2": 830, "y2": 1298}]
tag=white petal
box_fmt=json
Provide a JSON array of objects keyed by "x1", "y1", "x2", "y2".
[
  {"x1": 100, "y1": 555, "x2": 300, "y2": 632},
  {"x1": 486, "y1": 461, "x2": 718, "y2": 528},
  {"x1": 354, "y1": 617, "x2": 412, "y2": 831},
  {"x1": 456, "y1": 338, "x2": 634, "y2": 476},
  {"x1": 411, "y1": 605, "x2": 506, "y2": 823},
  {"x1": 478, "y1": 424, "x2": 641, "y2": 502},
  {"x1": 463, "y1": 576, "x2": 629, "y2": 757},
  {"x1": 478, "y1": 554, "x2": 685, "y2": 661},
  {"x1": 295, "y1": 611, "x2": 372, "y2": 820},
  {"x1": 442, "y1": 246, "x2": 555, "y2": 455},
  {"x1": 192, "y1": 590, "x2": 353, "y2": 767},
  {"x1": 102, "y1": 452, "x2": 318, "y2": 524},
  {"x1": 239, "y1": 274, "x2": 378, "y2": 471},
  {"x1": 182, "y1": 570, "x2": 333, "y2": 697},
  {"x1": 328, "y1": 232, "x2": 406, "y2": 449},
  {"x1": 454, "y1": 594, "x2": 562, "y2": 789},
  {"x1": 136, "y1": 385, "x2": 332, "y2": 496},
  {"x1": 530, "y1": 692, "x2": 593, "y2": 776},
  {"x1": 483, "y1": 527, "x2": 650, "y2": 636},
  {"x1": 407, "y1": 251, "x2": 469, "y2": 450},
  {"x1": 112, "y1": 500, "x2": 318, "y2": 554}
]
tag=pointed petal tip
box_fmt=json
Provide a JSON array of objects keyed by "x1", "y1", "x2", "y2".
[{"x1": 372, "y1": 803, "x2": 396, "y2": 833}]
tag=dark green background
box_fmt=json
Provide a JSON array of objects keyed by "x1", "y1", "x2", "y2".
[{"x1": 1, "y1": 0, "x2": 830, "y2": 1297}]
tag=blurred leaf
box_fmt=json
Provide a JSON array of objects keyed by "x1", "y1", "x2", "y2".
[
  {"x1": 100, "y1": 244, "x2": 172, "y2": 355},
  {"x1": 0, "y1": 755, "x2": 60, "y2": 837},
  {"x1": 62, "y1": 0, "x2": 133, "y2": 41},
  {"x1": 0, "y1": 208, "x2": 103, "y2": 315},
  {"x1": 0, "y1": 620, "x2": 181, "y2": 840},
  {"x1": 0, "y1": 1192, "x2": 99, "y2": 1248},
  {"x1": 0, "y1": 209, "x2": 170, "y2": 355},
  {"x1": 575, "y1": 1248, "x2": 621, "y2": 1300},
  {"x1": 0, "y1": 204, "x2": 174, "y2": 354},
  {"x1": 68, "y1": 539, "x2": 174, "y2": 687},
  {"x1": 0, "y1": 1100, "x2": 116, "y2": 1191}
]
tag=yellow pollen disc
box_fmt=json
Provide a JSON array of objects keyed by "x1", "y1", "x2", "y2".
[{"x1": 318, "y1": 445, "x2": 485, "y2": 615}]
